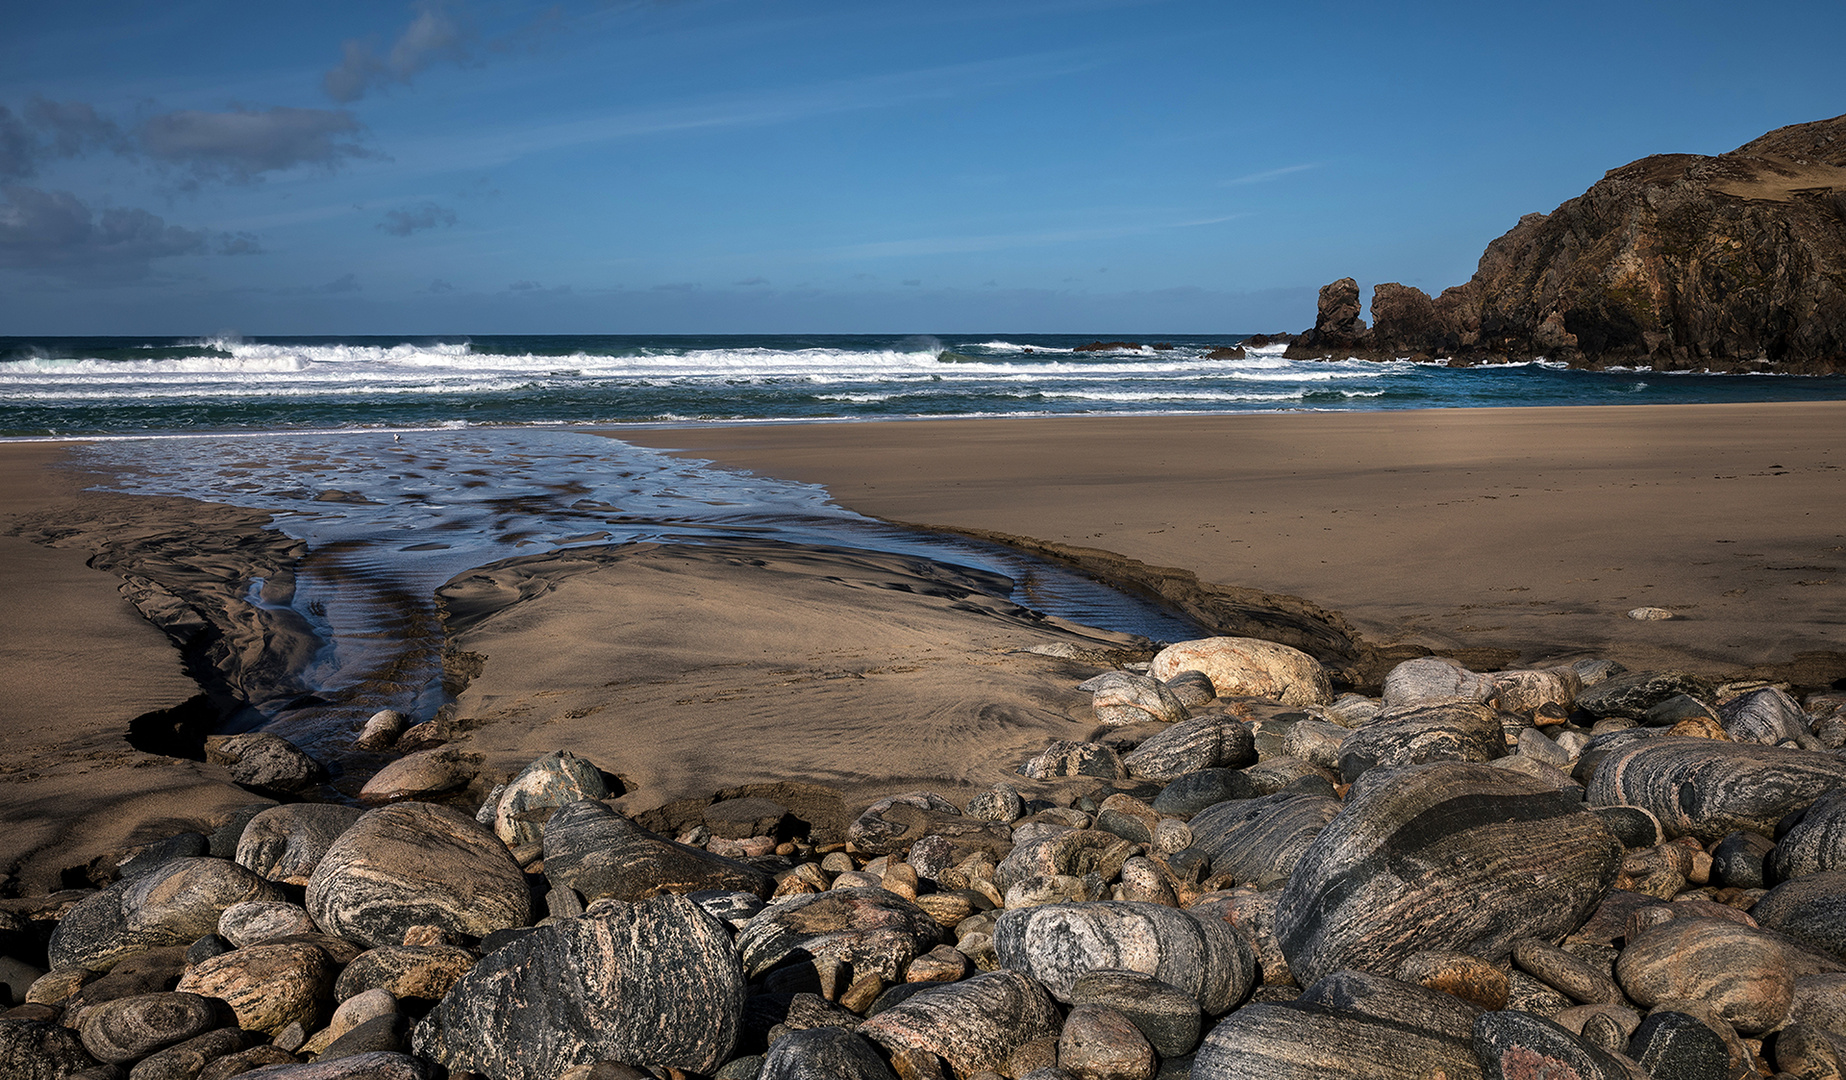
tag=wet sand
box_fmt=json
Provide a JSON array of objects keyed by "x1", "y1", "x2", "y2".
[{"x1": 620, "y1": 403, "x2": 1846, "y2": 683}]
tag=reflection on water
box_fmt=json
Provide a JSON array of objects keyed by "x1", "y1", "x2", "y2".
[{"x1": 80, "y1": 429, "x2": 1202, "y2": 752}]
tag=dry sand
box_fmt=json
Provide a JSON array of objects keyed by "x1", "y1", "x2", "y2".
[
  {"x1": 4, "y1": 402, "x2": 1843, "y2": 891},
  {"x1": 620, "y1": 403, "x2": 1846, "y2": 683}
]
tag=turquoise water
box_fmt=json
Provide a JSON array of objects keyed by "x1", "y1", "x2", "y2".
[{"x1": 5, "y1": 332, "x2": 1842, "y2": 437}]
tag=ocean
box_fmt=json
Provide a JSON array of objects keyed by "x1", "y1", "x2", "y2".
[
  {"x1": 5, "y1": 333, "x2": 1843, "y2": 437},
  {"x1": 7, "y1": 332, "x2": 1843, "y2": 748}
]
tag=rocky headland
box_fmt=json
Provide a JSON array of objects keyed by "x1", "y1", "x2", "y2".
[
  {"x1": 5, "y1": 634, "x2": 1846, "y2": 1079},
  {"x1": 1283, "y1": 113, "x2": 1846, "y2": 373}
]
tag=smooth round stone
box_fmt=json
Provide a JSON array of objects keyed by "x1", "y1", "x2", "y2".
[
  {"x1": 306, "y1": 802, "x2": 531, "y2": 949},
  {"x1": 208, "y1": 732, "x2": 328, "y2": 796},
  {"x1": 1576, "y1": 671, "x2": 1715, "y2": 720},
  {"x1": 737, "y1": 888, "x2": 942, "y2": 984},
  {"x1": 1083, "y1": 671, "x2": 1191, "y2": 726},
  {"x1": 1282, "y1": 719, "x2": 1351, "y2": 770},
  {"x1": 1614, "y1": 918, "x2": 1793, "y2": 1034},
  {"x1": 1720, "y1": 685, "x2": 1820, "y2": 748},
  {"x1": 1643, "y1": 693, "x2": 1721, "y2": 727},
  {"x1": 1750, "y1": 871, "x2": 1846, "y2": 961},
  {"x1": 1069, "y1": 969, "x2": 1202, "y2": 1058},
  {"x1": 1627, "y1": 1010, "x2": 1733, "y2": 1080},
  {"x1": 1586, "y1": 736, "x2": 1846, "y2": 841},
  {"x1": 1240, "y1": 758, "x2": 1338, "y2": 797},
  {"x1": 857, "y1": 970, "x2": 1062, "y2": 1080},
  {"x1": 0, "y1": 1018, "x2": 98, "y2": 1079},
  {"x1": 494, "y1": 750, "x2": 609, "y2": 846},
  {"x1": 1059, "y1": 1004, "x2": 1155, "y2": 1080},
  {"x1": 210, "y1": 1050, "x2": 433, "y2": 1078},
  {"x1": 1297, "y1": 969, "x2": 1483, "y2": 1040},
  {"x1": 208, "y1": 803, "x2": 276, "y2": 859},
  {"x1": 76, "y1": 991, "x2": 220, "y2": 1064},
  {"x1": 48, "y1": 857, "x2": 284, "y2": 972},
  {"x1": 1769, "y1": 788, "x2": 1846, "y2": 881},
  {"x1": 112, "y1": 833, "x2": 210, "y2": 883},
  {"x1": 1165, "y1": 671, "x2": 1217, "y2": 708},
  {"x1": 355, "y1": 709, "x2": 410, "y2": 751},
  {"x1": 320, "y1": 1012, "x2": 408, "y2": 1060},
  {"x1": 1336, "y1": 702, "x2": 1506, "y2": 783},
  {"x1": 1774, "y1": 1022, "x2": 1844, "y2": 1079},
  {"x1": 1274, "y1": 762, "x2": 1623, "y2": 988},
  {"x1": 1187, "y1": 792, "x2": 1342, "y2": 890},
  {"x1": 358, "y1": 746, "x2": 483, "y2": 803},
  {"x1": 966, "y1": 784, "x2": 1026, "y2": 824},
  {"x1": 309, "y1": 987, "x2": 399, "y2": 1055},
  {"x1": 1191, "y1": 999, "x2": 1483, "y2": 1080},
  {"x1": 333, "y1": 945, "x2": 477, "y2": 1004},
  {"x1": 993, "y1": 901, "x2": 1253, "y2": 1015},
  {"x1": 1149, "y1": 638, "x2": 1333, "y2": 707},
  {"x1": 412, "y1": 894, "x2": 745, "y2": 1080},
  {"x1": 218, "y1": 899, "x2": 317, "y2": 947},
  {"x1": 1380, "y1": 657, "x2": 1493, "y2": 709},
  {"x1": 1151, "y1": 769, "x2": 1259, "y2": 817},
  {"x1": 1188, "y1": 889, "x2": 1292, "y2": 987},
  {"x1": 1791, "y1": 973, "x2": 1846, "y2": 1036},
  {"x1": 1589, "y1": 805, "x2": 1665, "y2": 850},
  {"x1": 1122, "y1": 714, "x2": 1256, "y2": 782},
  {"x1": 1395, "y1": 950, "x2": 1509, "y2": 1011},
  {"x1": 175, "y1": 941, "x2": 336, "y2": 1035},
  {"x1": 235, "y1": 804, "x2": 365, "y2": 886},
  {"x1": 127, "y1": 1027, "x2": 263, "y2": 1080},
  {"x1": 1712, "y1": 831, "x2": 1776, "y2": 889},
  {"x1": 1473, "y1": 1010, "x2": 1634, "y2": 1080},
  {"x1": 759, "y1": 1025, "x2": 898, "y2": 1080},
  {"x1": 1489, "y1": 668, "x2": 1581, "y2": 716},
  {"x1": 544, "y1": 799, "x2": 774, "y2": 903},
  {"x1": 1020, "y1": 740, "x2": 1125, "y2": 781},
  {"x1": 1511, "y1": 939, "x2": 1621, "y2": 1006}
]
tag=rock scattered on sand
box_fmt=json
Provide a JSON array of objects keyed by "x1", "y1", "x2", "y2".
[{"x1": 13, "y1": 646, "x2": 1846, "y2": 1079}]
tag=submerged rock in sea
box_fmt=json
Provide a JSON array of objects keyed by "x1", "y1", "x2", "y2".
[
  {"x1": 306, "y1": 802, "x2": 531, "y2": 948},
  {"x1": 1274, "y1": 761, "x2": 1621, "y2": 987},
  {"x1": 1149, "y1": 637, "x2": 1334, "y2": 707}
]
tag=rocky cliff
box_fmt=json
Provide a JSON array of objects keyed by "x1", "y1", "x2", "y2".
[{"x1": 1286, "y1": 114, "x2": 1846, "y2": 373}]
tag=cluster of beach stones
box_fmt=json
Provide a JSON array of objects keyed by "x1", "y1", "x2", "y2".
[{"x1": 5, "y1": 636, "x2": 1846, "y2": 1080}]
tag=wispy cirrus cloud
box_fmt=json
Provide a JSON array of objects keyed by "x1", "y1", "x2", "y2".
[{"x1": 1223, "y1": 163, "x2": 1318, "y2": 186}]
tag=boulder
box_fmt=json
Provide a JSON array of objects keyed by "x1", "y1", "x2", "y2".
[
  {"x1": 993, "y1": 901, "x2": 1253, "y2": 1015},
  {"x1": 847, "y1": 794, "x2": 1012, "y2": 860},
  {"x1": 235, "y1": 804, "x2": 364, "y2": 886},
  {"x1": 1585, "y1": 736, "x2": 1846, "y2": 841},
  {"x1": 1187, "y1": 793, "x2": 1342, "y2": 889},
  {"x1": 306, "y1": 802, "x2": 531, "y2": 948},
  {"x1": 1191, "y1": 999, "x2": 1484, "y2": 1080},
  {"x1": 1058, "y1": 1004, "x2": 1154, "y2": 1080},
  {"x1": 1275, "y1": 762, "x2": 1622, "y2": 987},
  {"x1": 413, "y1": 894, "x2": 745, "y2": 1079},
  {"x1": 1120, "y1": 714, "x2": 1256, "y2": 781},
  {"x1": 1576, "y1": 671, "x2": 1715, "y2": 720},
  {"x1": 1614, "y1": 918, "x2": 1794, "y2": 1034},
  {"x1": 494, "y1": 751, "x2": 609, "y2": 846},
  {"x1": 208, "y1": 732, "x2": 328, "y2": 796},
  {"x1": 217, "y1": 899, "x2": 317, "y2": 947},
  {"x1": 858, "y1": 970, "x2": 1063, "y2": 1079},
  {"x1": 174, "y1": 941, "x2": 336, "y2": 1035},
  {"x1": 1472, "y1": 1010, "x2": 1637, "y2": 1080},
  {"x1": 737, "y1": 888, "x2": 941, "y2": 989},
  {"x1": 1081, "y1": 671, "x2": 1190, "y2": 726},
  {"x1": 75, "y1": 991, "x2": 220, "y2": 1065},
  {"x1": 543, "y1": 799, "x2": 774, "y2": 902},
  {"x1": 47, "y1": 858, "x2": 284, "y2": 972},
  {"x1": 996, "y1": 831, "x2": 1138, "y2": 897},
  {"x1": 1335, "y1": 702, "x2": 1506, "y2": 783},
  {"x1": 759, "y1": 1025, "x2": 898, "y2": 1080},
  {"x1": 355, "y1": 709, "x2": 410, "y2": 751},
  {"x1": 334, "y1": 945, "x2": 478, "y2": 1004},
  {"x1": 1751, "y1": 871, "x2": 1846, "y2": 961},
  {"x1": 1149, "y1": 638, "x2": 1333, "y2": 707},
  {"x1": 1068, "y1": 969, "x2": 1203, "y2": 1058},
  {"x1": 1721, "y1": 686, "x2": 1823, "y2": 748},
  {"x1": 1769, "y1": 788, "x2": 1846, "y2": 881},
  {"x1": 358, "y1": 746, "x2": 483, "y2": 803},
  {"x1": 1381, "y1": 658, "x2": 1493, "y2": 709},
  {"x1": 1020, "y1": 741, "x2": 1125, "y2": 781},
  {"x1": 0, "y1": 1017, "x2": 99, "y2": 1080}
]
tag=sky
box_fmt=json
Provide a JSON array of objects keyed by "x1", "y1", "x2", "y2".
[{"x1": 1, "y1": 0, "x2": 1841, "y2": 336}]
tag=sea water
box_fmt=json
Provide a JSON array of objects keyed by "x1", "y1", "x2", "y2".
[{"x1": 5, "y1": 333, "x2": 1842, "y2": 437}]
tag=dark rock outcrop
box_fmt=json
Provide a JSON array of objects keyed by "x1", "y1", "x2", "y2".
[{"x1": 1286, "y1": 113, "x2": 1846, "y2": 373}]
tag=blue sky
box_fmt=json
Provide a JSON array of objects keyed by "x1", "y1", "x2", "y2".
[{"x1": 2, "y1": 0, "x2": 1840, "y2": 335}]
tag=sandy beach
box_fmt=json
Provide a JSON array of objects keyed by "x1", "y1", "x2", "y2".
[{"x1": 4, "y1": 402, "x2": 1844, "y2": 891}]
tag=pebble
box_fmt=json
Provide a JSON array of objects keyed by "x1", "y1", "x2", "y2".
[{"x1": 1057, "y1": 1004, "x2": 1154, "y2": 1080}]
